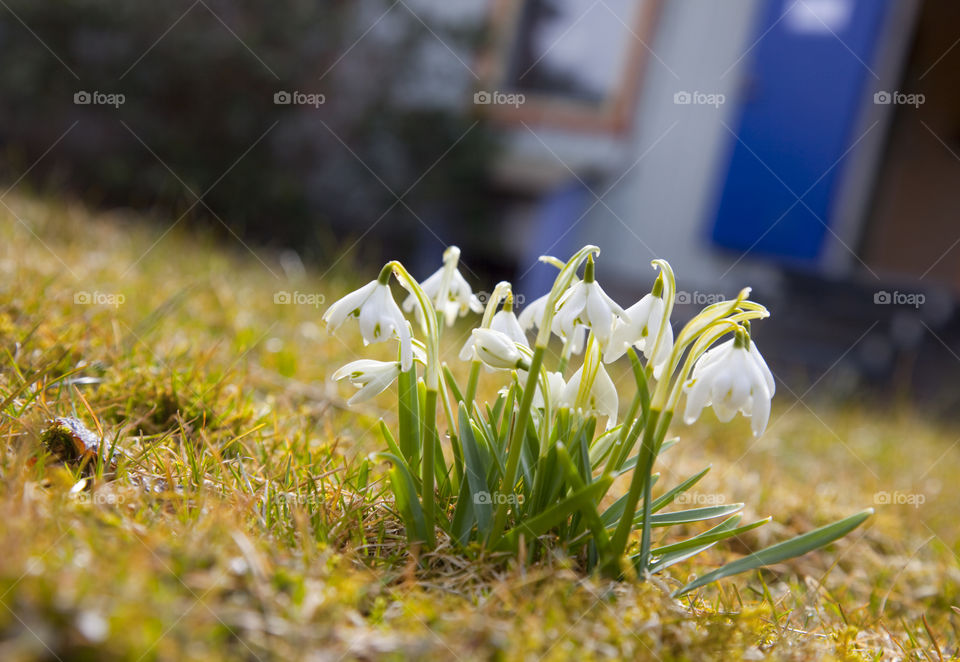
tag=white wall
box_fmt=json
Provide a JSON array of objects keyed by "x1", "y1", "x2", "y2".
[
  {"x1": 492, "y1": 0, "x2": 778, "y2": 296},
  {"x1": 573, "y1": 0, "x2": 776, "y2": 295}
]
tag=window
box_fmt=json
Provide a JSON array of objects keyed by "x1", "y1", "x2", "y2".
[{"x1": 478, "y1": 0, "x2": 662, "y2": 132}]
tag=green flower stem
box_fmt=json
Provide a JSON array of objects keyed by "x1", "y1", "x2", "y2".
[
  {"x1": 488, "y1": 344, "x2": 545, "y2": 546},
  {"x1": 488, "y1": 246, "x2": 596, "y2": 548},
  {"x1": 603, "y1": 349, "x2": 649, "y2": 476},
  {"x1": 638, "y1": 410, "x2": 673, "y2": 571},
  {"x1": 421, "y1": 388, "x2": 438, "y2": 546},
  {"x1": 397, "y1": 364, "x2": 420, "y2": 465},
  {"x1": 388, "y1": 260, "x2": 441, "y2": 547},
  {"x1": 609, "y1": 407, "x2": 664, "y2": 563},
  {"x1": 437, "y1": 374, "x2": 462, "y2": 493},
  {"x1": 464, "y1": 281, "x2": 510, "y2": 412}
]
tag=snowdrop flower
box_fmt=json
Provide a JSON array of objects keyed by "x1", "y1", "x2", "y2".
[
  {"x1": 404, "y1": 246, "x2": 482, "y2": 326},
  {"x1": 332, "y1": 359, "x2": 401, "y2": 405},
  {"x1": 532, "y1": 370, "x2": 566, "y2": 410},
  {"x1": 517, "y1": 292, "x2": 548, "y2": 331},
  {"x1": 560, "y1": 362, "x2": 618, "y2": 427},
  {"x1": 519, "y1": 294, "x2": 586, "y2": 355},
  {"x1": 553, "y1": 256, "x2": 627, "y2": 356},
  {"x1": 470, "y1": 328, "x2": 529, "y2": 371},
  {"x1": 322, "y1": 268, "x2": 412, "y2": 371},
  {"x1": 682, "y1": 331, "x2": 775, "y2": 436},
  {"x1": 606, "y1": 291, "x2": 673, "y2": 375},
  {"x1": 459, "y1": 305, "x2": 529, "y2": 361}
]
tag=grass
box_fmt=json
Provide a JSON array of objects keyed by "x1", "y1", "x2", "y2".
[{"x1": 1, "y1": 192, "x2": 958, "y2": 660}]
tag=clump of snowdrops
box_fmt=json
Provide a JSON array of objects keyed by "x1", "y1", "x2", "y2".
[{"x1": 323, "y1": 245, "x2": 870, "y2": 594}]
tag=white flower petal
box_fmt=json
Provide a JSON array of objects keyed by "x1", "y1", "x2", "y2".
[
  {"x1": 591, "y1": 363, "x2": 619, "y2": 427},
  {"x1": 458, "y1": 336, "x2": 476, "y2": 361},
  {"x1": 332, "y1": 359, "x2": 401, "y2": 405},
  {"x1": 322, "y1": 281, "x2": 377, "y2": 333},
  {"x1": 472, "y1": 328, "x2": 522, "y2": 370},
  {"x1": 586, "y1": 284, "x2": 614, "y2": 348},
  {"x1": 749, "y1": 340, "x2": 775, "y2": 396},
  {"x1": 553, "y1": 284, "x2": 586, "y2": 337},
  {"x1": 518, "y1": 293, "x2": 548, "y2": 330},
  {"x1": 491, "y1": 310, "x2": 529, "y2": 348},
  {"x1": 682, "y1": 338, "x2": 774, "y2": 436}
]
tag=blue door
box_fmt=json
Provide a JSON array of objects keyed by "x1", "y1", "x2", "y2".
[{"x1": 711, "y1": 0, "x2": 892, "y2": 263}]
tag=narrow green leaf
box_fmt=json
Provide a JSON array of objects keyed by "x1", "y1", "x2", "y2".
[
  {"x1": 458, "y1": 404, "x2": 493, "y2": 536},
  {"x1": 397, "y1": 366, "x2": 420, "y2": 464},
  {"x1": 450, "y1": 473, "x2": 476, "y2": 547},
  {"x1": 556, "y1": 444, "x2": 611, "y2": 556},
  {"x1": 599, "y1": 474, "x2": 660, "y2": 527},
  {"x1": 674, "y1": 509, "x2": 873, "y2": 596},
  {"x1": 372, "y1": 452, "x2": 428, "y2": 544},
  {"x1": 442, "y1": 364, "x2": 465, "y2": 405},
  {"x1": 499, "y1": 476, "x2": 613, "y2": 551},
  {"x1": 650, "y1": 517, "x2": 769, "y2": 557},
  {"x1": 648, "y1": 515, "x2": 743, "y2": 574},
  {"x1": 378, "y1": 421, "x2": 407, "y2": 468},
  {"x1": 649, "y1": 465, "x2": 711, "y2": 513},
  {"x1": 647, "y1": 503, "x2": 744, "y2": 527},
  {"x1": 588, "y1": 425, "x2": 623, "y2": 470}
]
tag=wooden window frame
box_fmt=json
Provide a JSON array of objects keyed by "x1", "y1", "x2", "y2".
[{"x1": 476, "y1": 0, "x2": 663, "y2": 133}]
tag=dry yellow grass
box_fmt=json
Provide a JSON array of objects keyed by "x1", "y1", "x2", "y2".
[{"x1": 0, "y1": 193, "x2": 957, "y2": 660}]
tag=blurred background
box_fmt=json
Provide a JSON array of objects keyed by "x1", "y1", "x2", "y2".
[{"x1": 2, "y1": 0, "x2": 959, "y2": 407}]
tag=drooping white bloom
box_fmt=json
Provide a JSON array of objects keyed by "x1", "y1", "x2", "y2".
[
  {"x1": 322, "y1": 279, "x2": 413, "y2": 371},
  {"x1": 518, "y1": 293, "x2": 587, "y2": 354},
  {"x1": 403, "y1": 249, "x2": 482, "y2": 326},
  {"x1": 553, "y1": 278, "x2": 627, "y2": 356},
  {"x1": 332, "y1": 359, "x2": 402, "y2": 405},
  {"x1": 606, "y1": 293, "x2": 673, "y2": 375},
  {"x1": 459, "y1": 309, "x2": 529, "y2": 361},
  {"x1": 470, "y1": 328, "x2": 528, "y2": 371},
  {"x1": 532, "y1": 370, "x2": 566, "y2": 410},
  {"x1": 517, "y1": 292, "x2": 548, "y2": 331},
  {"x1": 560, "y1": 363, "x2": 619, "y2": 427},
  {"x1": 682, "y1": 337, "x2": 775, "y2": 436}
]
